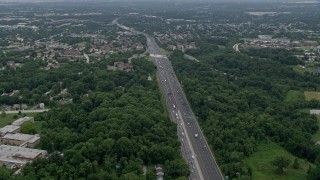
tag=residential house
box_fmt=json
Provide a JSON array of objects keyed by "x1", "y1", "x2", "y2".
[
  {"x1": 107, "y1": 61, "x2": 133, "y2": 72},
  {"x1": 303, "y1": 41, "x2": 318, "y2": 46},
  {"x1": 12, "y1": 104, "x2": 20, "y2": 110},
  {"x1": 61, "y1": 49, "x2": 82, "y2": 58},
  {"x1": 6, "y1": 61, "x2": 16, "y2": 69}
]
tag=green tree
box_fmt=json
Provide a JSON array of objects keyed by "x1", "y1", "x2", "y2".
[
  {"x1": 292, "y1": 158, "x2": 299, "y2": 169},
  {"x1": 307, "y1": 167, "x2": 320, "y2": 180},
  {"x1": 272, "y1": 156, "x2": 291, "y2": 173},
  {"x1": 21, "y1": 121, "x2": 37, "y2": 134},
  {"x1": 0, "y1": 166, "x2": 11, "y2": 180},
  {"x1": 307, "y1": 165, "x2": 312, "y2": 175}
]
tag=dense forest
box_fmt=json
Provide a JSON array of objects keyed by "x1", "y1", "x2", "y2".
[
  {"x1": 170, "y1": 49, "x2": 320, "y2": 179},
  {"x1": 1, "y1": 57, "x2": 189, "y2": 179}
]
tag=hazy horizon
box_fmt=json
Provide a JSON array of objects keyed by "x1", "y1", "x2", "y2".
[{"x1": 0, "y1": 0, "x2": 319, "y2": 3}]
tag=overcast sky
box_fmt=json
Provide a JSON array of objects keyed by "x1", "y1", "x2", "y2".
[{"x1": 0, "y1": 0, "x2": 318, "y2": 2}]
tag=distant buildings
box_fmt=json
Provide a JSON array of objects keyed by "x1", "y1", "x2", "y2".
[
  {"x1": 39, "y1": 103, "x2": 45, "y2": 109},
  {"x1": 245, "y1": 11, "x2": 291, "y2": 16},
  {"x1": 1, "y1": 103, "x2": 29, "y2": 111},
  {"x1": 242, "y1": 35, "x2": 320, "y2": 51},
  {"x1": 107, "y1": 61, "x2": 133, "y2": 72},
  {"x1": 303, "y1": 41, "x2": 319, "y2": 47},
  {"x1": 258, "y1": 35, "x2": 273, "y2": 40},
  {"x1": 166, "y1": 19, "x2": 185, "y2": 23},
  {"x1": 155, "y1": 164, "x2": 164, "y2": 180},
  {"x1": 60, "y1": 49, "x2": 82, "y2": 58},
  {"x1": 6, "y1": 61, "x2": 16, "y2": 69},
  {"x1": 167, "y1": 42, "x2": 197, "y2": 52}
]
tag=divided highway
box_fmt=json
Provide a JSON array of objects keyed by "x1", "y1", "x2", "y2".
[{"x1": 114, "y1": 19, "x2": 224, "y2": 180}]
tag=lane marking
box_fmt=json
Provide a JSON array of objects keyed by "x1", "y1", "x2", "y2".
[{"x1": 178, "y1": 110, "x2": 204, "y2": 180}]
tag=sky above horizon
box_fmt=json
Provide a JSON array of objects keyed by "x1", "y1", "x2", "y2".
[
  {"x1": 0, "y1": 0, "x2": 318, "y2": 1},
  {"x1": 0, "y1": 0, "x2": 319, "y2": 3}
]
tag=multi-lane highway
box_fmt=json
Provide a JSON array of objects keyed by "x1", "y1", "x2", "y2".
[
  {"x1": 114, "y1": 19, "x2": 224, "y2": 180},
  {"x1": 147, "y1": 37, "x2": 224, "y2": 180}
]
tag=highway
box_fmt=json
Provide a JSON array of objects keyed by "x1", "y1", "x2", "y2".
[
  {"x1": 114, "y1": 19, "x2": 224, "y2": 180},
  {"x1": 0, "y1": 109, "x2": 50, "y2": 114}
]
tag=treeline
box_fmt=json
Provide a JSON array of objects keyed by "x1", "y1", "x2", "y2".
[
  {"x1": 243, "y1": 48, "x2": 302, "y2": 65},
  {"x1": 170, "y1": 49, "x2": 320, "y2": 179}
]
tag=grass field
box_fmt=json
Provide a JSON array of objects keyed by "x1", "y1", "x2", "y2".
[
  {"x1": 160, "y1": 48, "x2": 172, "y2": 57},
  {"x1": 292, "y1": 65, "x2": 312, "y2": 74},
  {"x1": 218, "y1": 45, "x2": 226, "y2": 50},
  {"x1": 304, "y1": 91, "x2": 320, "y2": 101},
  {"x1": 285, "y1": 90, "x2": 304, "y2": 102},
  {"x1": 0, "y1": 113, "x2": 40, "y2": 128},
  {"x1": 298, "y1": 108, "x2": 310, "y2": 114},
  {"x1": 244, "y1": 142, "x2": 312, "y2": 180}
]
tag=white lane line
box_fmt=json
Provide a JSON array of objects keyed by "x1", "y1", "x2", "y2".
[{"x1": 178, "y1": 110, "x2": 204, "y2": 180}]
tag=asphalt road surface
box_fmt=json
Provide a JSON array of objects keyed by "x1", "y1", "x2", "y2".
[
  {"x1": 147, "y1": 37, "x2": 224, "y2": 180},
  {"x1": 114, "y1": 19, "x2": 224, "y2": 180},
  {"x1": 0, "y1": 109, "x2": 50, "y2": 114}
]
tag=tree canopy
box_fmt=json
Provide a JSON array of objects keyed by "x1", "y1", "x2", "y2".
[{"x1": 170, "y1": 49, "x2": 320, "y2": 178}]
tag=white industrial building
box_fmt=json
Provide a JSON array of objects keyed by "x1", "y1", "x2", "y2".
[
  {"x1": 0, "y1": 133, "x2": 40, "y2": 148},
  {"x1": 0, "y1": 145, "x2": 47, "y2": 170},
  {"x1": 12, "y1": 117, "x2": 34, "y2": 126},
  {"x1": 0, "y1": 125, "x2": 21, "y2": 136}
]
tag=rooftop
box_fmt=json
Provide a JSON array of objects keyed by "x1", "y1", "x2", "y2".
[
  {"x1": 0, "y1": 145, "x2": 47, "y2": 163},
  {"x1": 1, "y1": 133, "x2": 39, "y2": 142},
  {"x1": 0, "y1": 125, "x2": 21, "y2": 136},
  {"x1": 12, "y1": 117, "x2": 34, "y2": 126},
  {"x1": 27, "y1": 135, "x2": 41, "y2": 144},
  {"x1": 310, "y1": 109, "x2": 320, "y2": 115}
]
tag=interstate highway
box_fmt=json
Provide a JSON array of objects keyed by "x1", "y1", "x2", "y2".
[{"x1": 147, "y1": 37, "x2": 224, "y2": 180}]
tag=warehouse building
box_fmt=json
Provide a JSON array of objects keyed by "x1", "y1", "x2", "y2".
[
  {"x1": 0, "y1": 145, "x2": 47, "y2": 170},
  {"x1": 0, "y1": 125, "x2": 21, "y2": 136},
  {"x1": 0, "y1": 133, "x2": 40, "y2": 148},
  {"x1": 12, "y1": 117, "x2": 34, "y2": 126}
]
